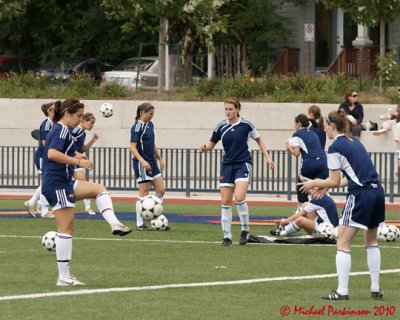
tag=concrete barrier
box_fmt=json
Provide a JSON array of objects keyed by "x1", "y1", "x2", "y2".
[{"x1": 0, "y1": 98, "x2": 396, "y2": 152}]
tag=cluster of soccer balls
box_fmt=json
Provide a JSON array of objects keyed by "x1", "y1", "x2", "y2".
[
  {"x1": 137, "y1": 195, "x2": 169, "y2": 231},
  {"x1": 316, "y1": 222, "x2": 400, "y2": 243}
]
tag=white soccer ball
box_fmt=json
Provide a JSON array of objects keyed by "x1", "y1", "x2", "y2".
[
  {"x1": 100, "y1": 102, "x2": 114, "y2": 118},
  {"x1": 42, "y1": 231, "x2": 57, "y2": 251},
  {"x1": 151, "y1": 214, "x2": 169, "y2": 231},
  {"x1": 138, "y1": 195, "x2": 163, "y2": 220},
  {"x1": 378, "y1": 225, "x2": 400, "y2": 242},
  {"x1": 316, "y1": 222, "x2": 335, "y2": 240}
]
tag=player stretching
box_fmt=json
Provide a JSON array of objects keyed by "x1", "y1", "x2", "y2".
[
  {"x1": 42, "y1": 98, "x2": 131, "y2": 286},
  {"x1": 300, "y1": 110, "x2": 385, "y2": 300},
  {"x1": 200, "y1": 97, "x2": 275, "y2": 246}
]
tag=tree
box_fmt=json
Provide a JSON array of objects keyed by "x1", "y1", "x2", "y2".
[
  {"x1": 0, "y1": 0, "x2": 29, "y2": 20},
  {"x1": 102, "y1": 0, "x2": 229, "y2": 90},
  {"x1": 319, "y1": 0, "x2": 400, "y2": 89}
]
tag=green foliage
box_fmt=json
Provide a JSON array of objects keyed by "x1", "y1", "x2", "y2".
[
  {"x1": 0, "y1": 0, "x2": 29, "y2": 20},
  {"x1": 376, "y1": 48, "x2": 400, "y2": 87},
  {"x1": 319, "y1": 0, "x2": 400, "y2": 26}
]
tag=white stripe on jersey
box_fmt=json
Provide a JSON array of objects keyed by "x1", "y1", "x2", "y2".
[
  {"x1": 304, "y1": 202, "x2": 330, "y2": 223},
  {"x1": 45, "y1": 119, "x2": 52, "y2": 131},
  {"x1": 134, "y1": 121, "x2": 142, "y2": 133},
  {"x1": 291, "y1": 136, "x2": 308, "y2": 154},
  {"x1": 241, "y1": 118, "x2": 256, "y2": 129},
  {"x1": 140, "y1": 123, "x2": 148, "y2": 154},
  {"x1": 214, "y1": 120, "x2": 228, "y2": 133},
  {"x1": 59, "y1": 126, "x2": 69, "y2": 139},
  {"x1": 327, "y1": 152, "x2": 363, "y2": 186}
]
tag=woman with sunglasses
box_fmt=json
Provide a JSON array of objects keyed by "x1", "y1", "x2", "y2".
[
  {"x1": 299, "y1": 110, "x2": 385, "y2": 301},
  {"x1": 338, "y1": 89, "x2": 364, "y2": 138}
]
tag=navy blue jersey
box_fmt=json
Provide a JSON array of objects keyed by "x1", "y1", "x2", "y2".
[
  {"x1": 305, "y1": 195, "x2": 339, "y2": 227},
  {"x1": 292, "y1": 127, "x2": 325, "y2": 159},
  {"x1": 327, "y1": 135, "x2": 380, "y2": 191},
  {"x1": 71, "y1": 125, "x2": 86, "y2": 153},
  {"x1": 130, "y1": 120, "x2": 155, "y2": 162},
  {"x1": 36, "y1": 118, "x2": 53, "y2": 157},
  {"x1": 42, "y1": 123, "x2": 76, "y2": 192},
  {"x1": 210, "y1": 118, "x2": 259, "y2": 165},
  {"x1": 309, "y1": 123, "x2": 326, "y2": 150}
]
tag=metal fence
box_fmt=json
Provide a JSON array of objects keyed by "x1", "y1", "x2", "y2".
[{"x1": 0, "y1": 146, "x2": 399, "y2": 202}]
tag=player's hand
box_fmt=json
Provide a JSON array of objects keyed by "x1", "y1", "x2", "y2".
[
  {"x1": 280, "y1": 218, "x2": 289, "y2": 226},
  {"x1": 298, "y1": 180, "x2": 313, "y2": 194},
  {"x1": 199, "y1": 144, "x2": 207, "y2": 153},
  {"x1": 142, "y1": 161, "x2": 152, "y2": 173},
  {"x1": 80, "y1": 159, "x2": 93, "y2": 170},
  {"x1": 159, "y1": 158, "x2": 165, "y2": 171},
  {"x1": 92, "y1": 133, "x2": 99, "y2": 142},
  {"x1": 267, "y1": 158, "x2": 275, "y2": 170},
  {"x1": 310, "y1": 187, "x2": 329, "y2": 199}
]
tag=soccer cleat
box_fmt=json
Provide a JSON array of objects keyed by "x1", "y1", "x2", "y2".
[
  {"x1": 221, "y1": 238, "x2": 233, "y2": 246},
  {"x1": 322, "y1": 290, "x2": 349, "y2": 300},
  {"x1": 85, "y1": 208, "x2": 96, "y2": 215},
  {"x1": 239, "y1": 230, "x2": 250, "y2": 245},
  {"x1": 24, "y1": 201, "x2": 36, "y2": 218},
  {"x1": 56, "y1": 275, "x2": 85, "y2": 286},
  {"x1": 371, "y1": 289, "x2": 384, "y2": 300},
  {"x1": 270, "y1": 229, "x2": 281, "y2": 236},
  {"x1": 111, "y1": 223, "x2": 132, "y2": 236},
  {"x1": 136, "y1": 224, "x2": 150, "y2": 231},
  {"x1": 41, "y1": 211, "x2": 55, "y2": 219}
]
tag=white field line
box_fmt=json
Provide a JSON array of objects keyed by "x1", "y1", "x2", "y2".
[
  {"x1": 0, "y1": 269, "x2": 399, "y2": 302},
  {"x1": 0, "y1": 234, "x2": 400, "y2": 249}
]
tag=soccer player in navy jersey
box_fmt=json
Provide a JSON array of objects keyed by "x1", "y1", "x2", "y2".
[
  {"x1": 270, "y1": 193, "x2": 338, "y2": 236},
  {"x1": 300, "y1": 110, "x2": 385, "y2": 301},
  {"x1": 130, "y1": 102, "x2": 165, "y2": 231},
  {"x1": 42, "y1": 98, "x2": 131, "y2": 286},
  {"x1": 200, "y1": 97, "x2": 275, "y2": 246},
  {"x1": 71, "y1": 112, "x2": 99, "y2": 215},
  {"x1": 287, "y1": 114, "x2": 328, "y2": 213},
  {"x1": 24, "y1": 102, "x2": 57, "y2": 218},
  {"x1": 307, "y1": 104, "x2": 326, "y2": 150}
]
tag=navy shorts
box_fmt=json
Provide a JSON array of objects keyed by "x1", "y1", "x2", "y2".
[
  {"x1": 340, "y1": 185, "x2": 385, "y2": 230},
  {"x1": 220, "y1": 163, "x2": 252, "y2": 187},
  {"x1": 42, "y1": 181, "x2": 78, "y2": 211},
  {"x1": 300, "y1": 157, "x2": 328, "y2": 181},
  {"x1": 132, "y1": 159, "x2": 161, "y2": 184}
]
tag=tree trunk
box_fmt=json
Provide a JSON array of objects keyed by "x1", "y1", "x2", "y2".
[
  {"x1": 158, "y1": 17, "x2": 167, "y2": 93},
  {"x1": 379, "y1": 19, "x2": 385, "y2": 93}
]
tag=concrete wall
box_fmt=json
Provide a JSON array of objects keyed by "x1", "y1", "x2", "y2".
[{"x1": 0, "y1": 98, "x2": 396, "y2": 152}]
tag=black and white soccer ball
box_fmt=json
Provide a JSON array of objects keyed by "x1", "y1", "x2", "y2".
[
  {"x1": 151, "y1": 214, "x2": 169, "y2": 231},
  {"x1": 378, "y1": 225, "x2": 400, "y2": 242},
  {"x1": 42, "y1": 231, "x2": 57, "y2": 251},
  {"x1": 100, "y1": 102, "x2": 114, "y2": 118},
  {"x1": 316, "y1": 222, "x2": 335, "y2": 240},
  {"x1": 138, "y1": 195, "x2": 163, "y2": 220}
]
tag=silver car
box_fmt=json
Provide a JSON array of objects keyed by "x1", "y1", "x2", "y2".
[{"x1": 101, "y1": 56, "x2": 206, "y2": 89}]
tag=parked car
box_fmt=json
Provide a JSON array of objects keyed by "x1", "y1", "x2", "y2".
[
  {"x1": 0, "y1": 55, "x2": 39, "y2": 76},
  {"x1": 34, "y1": 57, "x2": 114, "y2": 81},
  {"x1": 101, "y1": 56, "x2": 207, "y2": 89}
]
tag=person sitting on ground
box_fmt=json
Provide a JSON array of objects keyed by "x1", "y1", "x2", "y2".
[
  {"x1": 373, "y1": 98, "x2": 400, "y2": 136},
  {"x1": 270, "y1": 193, "x2": 338, "y2": 236}
]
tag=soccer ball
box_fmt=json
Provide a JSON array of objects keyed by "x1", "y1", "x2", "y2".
[
  {"x1": 151, "y1": 214, "x2": 169, "y2": 231},
  {"x1": 42, "y1": 231, "x2": 57, "y2": 251},
  {"x1": 100, "y1": 102, "x2": 113, "y2": 118},
  {"x1": 316, "y1": 222, "x2": 335, "y2": 240},
  {"x1": 138, "y1": 195, "x2": 163, "y2": 220},
  {"x1": 378, "y1": 225, "x2": 400, "y2": 242}
]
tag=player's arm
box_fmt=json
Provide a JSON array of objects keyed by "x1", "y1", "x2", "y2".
[
  {"x1": 48, "y1": 148, "x2": 93, "y2": 170},
  {"x1": 298, "y1": 169, "x2": 341, "y2": 195},
  {"x1": 199, "y1": 141, "x2": 216, "y2": 153},
  {"x1": 154, "y1": 144, "x2": 164, "y2": 171},
  {"x1": 81, "y1": 133, "x2": 99, "y2": 153},
  {"x1": 286, "y1": 144, "x2": 300, "y2": 157},
  {"x1": 280, "y1": 209, "x2": 307, "y2": 226},
  {"x1": 255, "y1": 137, "x2": 275, "y2": 169},
  {"x1": 130, "y1": 142, "x2": 151, "y2": 172}
]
